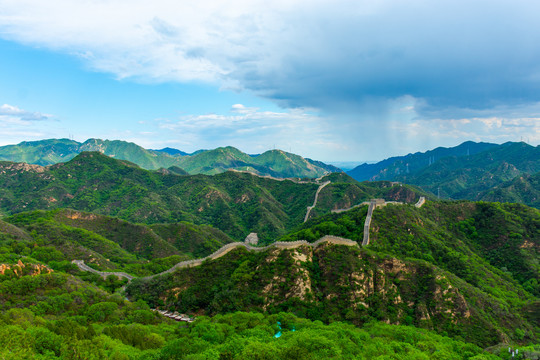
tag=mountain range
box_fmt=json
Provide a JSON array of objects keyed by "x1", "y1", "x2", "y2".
[
  {"x1": 348, "y1": 141, "x2": 540, "y2": 207},
  {"x1": 2, "y1": 188, "x2": 536, "y2": 349},
  {"x1": 0, "y1": 138, "x2": 339, "y2": 178},
  {"x1": 2, "y1": 138, "x2": 538, "y2": 209}
]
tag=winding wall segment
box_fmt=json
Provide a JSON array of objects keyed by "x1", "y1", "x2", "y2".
[
  {"x1": 228, "y1": 169, "x2": 320, "y2": 184},
  {"x1": 74, "y1": 235, "x2": 358, "y2": 281},
  {"x1": 71, "y1": 260, "x2": 135, "y2": 281},
  {"x1": 304, "y1": 181, "x2": 331, "y2": 222},
  {"x1": 362, "y1": 200, "x2": 376, "y2": 246},
  {"x1": 73, "y1": 196, "x2": 426, "y2": 281}
]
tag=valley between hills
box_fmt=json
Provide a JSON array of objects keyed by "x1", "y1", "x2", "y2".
[{"x1": 0, "y1": 139, "x2": 538, "y2": 359}]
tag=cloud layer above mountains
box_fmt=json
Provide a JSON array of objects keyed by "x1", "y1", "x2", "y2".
[
  {"x1": 1, "y1": 0, "x2": 539, "y2": 116},
  {"x1": 0, "y1": 0, "x2": 539, "y2": 160}
]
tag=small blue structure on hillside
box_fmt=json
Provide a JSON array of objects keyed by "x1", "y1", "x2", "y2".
[
  {"x1": 274, "y1": 321, "x2": 296, "y2": 338},
  {"x1": 274, "y1": 321, "x2": 282, "y2": 338}
]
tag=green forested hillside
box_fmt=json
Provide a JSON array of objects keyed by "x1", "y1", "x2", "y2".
[
  {"x1": 477, "y1": 172, "x2": 540, "y2": 208},
  {"x1": 1, "y1": 209, "x2": 234, "y2": 276},
  {"x1": 126, "y1": 200, "x2": 539, "y2": 347},
  {"x1": 396, "y1": 142, "x2": 540, "y2": 200},
  {"x1": 347, "y1": 141, "x2": 540, "y2": 207},
  {"x1": 308, "y1": 173, "x2": 431, "y2": 220},
  {"x1": 0, "y1": 263, "x2": 508, "y2": 360},
  {"x1": 0, "y1": 152, "x2": 425, "y2": 241},
  {"x1": 281, "y1": 201, "x2": 539, "y2": 296},
  {"x1": 347, "y1": 141, "x2": 498, "y2": 181},
  {"x1": 0, "y1": 143, "x2": 538, "y2": 357},
  {"x1": 0, "y1": 199, "x2": 538, "y2": 356},
  {"x1": 0, "y1": 138, "x2": 82, "y2": 165}
]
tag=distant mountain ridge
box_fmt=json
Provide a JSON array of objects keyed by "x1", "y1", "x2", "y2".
[
  {"x1": 347, "y1": 141, "x2": 498, "y2": 181},
  {"x1": 0, "y1": 138, "x2": 339, "y2": 178},
  {"x1": 347, "y1": 141, "x2": 540, "y2": 206},
  {"x1": 152, "y1": 147, "x2": 190, "y2": 156}
]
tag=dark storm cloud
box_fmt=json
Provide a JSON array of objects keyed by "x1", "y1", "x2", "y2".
[{"x1": 229, "y1": 0, "x2": 540, "y2": 116}]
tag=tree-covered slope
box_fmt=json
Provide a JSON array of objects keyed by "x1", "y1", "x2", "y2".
[
  {"x1": 395, "y1": 142, "x2": 540, "y2": 200},
  {"x1": 0, "y1": 153, "x2": 425, "y2": 241},
  {"x1": 124, "y1": 200, "x2": 539, "y2": 347},
  {"x1": 0, "y1": 138, "x2": 82, "y2": 165},
  {"x1": 307, "y1": 173, "x2": 432, "y2": 220},
  {"x1": 1, "y1": 209, "x2": 235, "y2": 276},
  {"x1": 0, "y1": 260, "x2": 506, "y2": 360},
  {"x1": 477, "y1": 172, "x2": 540, "y2": 209},
  {"x1": 0, "y1": 138, "x2": 177, "y2": 170},
  {"x1": 347, "y1": 141, "x2": 498, "y2": 181},
  {"x1": 347, "y1": 141, "x2": 540, "y2": 207},
  {"x1": 126, "y1": 241, "x2": 537, "y2": 347},
  {"x1": 1, "y1": 227, "x2": 513, "y2": 358},
  {"x1": 0, "y1": 186, "x2": 537, "y2": 353},
  {"x1": 281, "y1": 200, "x2": 539, "y2": 296},
  {"x1": 249, "y1": 149, "x2": 341, "y2": 178}
]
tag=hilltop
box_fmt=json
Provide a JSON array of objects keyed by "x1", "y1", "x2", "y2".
[{"x1": 476, "y1": 172, "x2": 540, "y2": 208}]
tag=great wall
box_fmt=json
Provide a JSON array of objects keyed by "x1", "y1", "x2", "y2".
[
  {"x1": 72, "y1": 170, "x2": 426, "y2": 283},
  {"x1": 304, "y1": 181, "x2": 331, "y2": 222},
  {"x1": 72, "y1": 197, "x2": 425, "y2": 280},
  {"x1": 72, "y1": 235, "x2": 359, "y2": 281},
  {"x1": 71, "y1": 187, "x2": 426, "y2": 323}
]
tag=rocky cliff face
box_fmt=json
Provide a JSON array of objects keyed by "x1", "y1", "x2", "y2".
[{"x1": 0, "y1": 260, "x2": 53, "y2": 277}]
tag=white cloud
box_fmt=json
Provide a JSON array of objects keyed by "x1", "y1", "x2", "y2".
[
  {"x1": 0, "y1": 2, "x2": 539, "y2": 160},
  {"x1": 1, "y1": 0, "x2": 539, "y2": 113},
  {"x1": 396, "y1": 116, "x2": 540, "y2": 148},
  {"x1": 154, "y1": 105, "x2": 347, "y2": 156},
  {"x1": 0, "y1": 104, "x2": 62, "y2": 145},
  {"x1": 0, "y1": 104, "x2": 52, "y2": 122},
  {"x1": 230, "y1": 103, "x2": 258, "y2": 114}
]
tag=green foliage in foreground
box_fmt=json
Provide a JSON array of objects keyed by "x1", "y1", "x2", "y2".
[{"x1": 0, "y1": 266, "x2": 509, "y2": 359}]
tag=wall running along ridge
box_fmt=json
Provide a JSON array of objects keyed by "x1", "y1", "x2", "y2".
[
  {"x1": 72, "y1": 197, "x2": 425, "y2": 280},
  {"x1": 72, "y1": 235, "x2": 358, "y2": 281}
]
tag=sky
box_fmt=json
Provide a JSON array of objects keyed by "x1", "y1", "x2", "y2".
[{"x1": 0, "y1": 0, "x2": 539, "y2": 162}]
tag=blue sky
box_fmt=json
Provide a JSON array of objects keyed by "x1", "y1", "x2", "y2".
[{"x1": 0, "y1": 0, "x2": 539, "y2": 162}]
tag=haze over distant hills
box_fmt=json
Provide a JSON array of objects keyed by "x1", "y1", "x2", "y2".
[{"x1": 0, "y1": 138, "x2": 339, "y2": 179}]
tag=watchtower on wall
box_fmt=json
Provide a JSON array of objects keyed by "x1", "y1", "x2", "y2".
[{"x1": 244, "y1": 232, "x2": 259, "y2": 245}]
